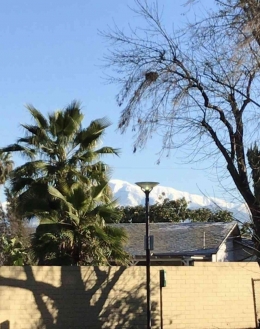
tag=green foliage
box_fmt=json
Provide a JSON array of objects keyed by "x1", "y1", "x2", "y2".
[
  {"x1": 0, "y1": 236, "x2": 30, "y2": 265},
  {"x1": 151, "y1": 198, "x2": 189, "y2": 222},
  {"x1": 118, "y1": 197, "x2": 234, "y2": 223},
  {"x1": 4, "y1": 187, "x2": 31, "y2": 242},
  {"x1": 1, "y1": 101, "x2": 128, "y2": 265},
  {"x1": 0, "y1": 197, "x2": 32, "y2": 265},
  {"x1": 0, "y1": 152, "x2": 13, "y2": 185},
  {"x1": 239, "y1": 221, "x2": 255, "y2": 239},
  {"x1": 31, "y1": 182, "x2": 129, "y2": 265},
  {"x1": 2, "y1": 101, "x2": 118, "y2": 219},
  {"x1": 187, "y1": 208, "x2": 234, "y2": 223}
]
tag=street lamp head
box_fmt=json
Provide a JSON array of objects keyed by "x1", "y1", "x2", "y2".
[{"x1": 135, "y1": 181, "x2": 159, "y2": 193}]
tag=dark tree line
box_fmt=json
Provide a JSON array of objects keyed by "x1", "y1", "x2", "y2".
[{"x1": 117, "y1": 197, "x2": 234, "y2": 223}]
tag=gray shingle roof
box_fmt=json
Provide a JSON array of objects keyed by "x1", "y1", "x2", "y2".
[{"x1": 112, "y1": 221, "x2": 238, "y2": 257}]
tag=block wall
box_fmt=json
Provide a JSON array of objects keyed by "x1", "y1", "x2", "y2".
[
  {"x1": 161, "y1": 263, "x2": 260, "y2": 329},
  {"x1": 0, "y1": 263, "x2": 259, "y2": 329}
]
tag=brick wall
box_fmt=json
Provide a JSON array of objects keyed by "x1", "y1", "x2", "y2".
[{"x1": 0, "y1": 263, "x2": 259, "y2": 329}]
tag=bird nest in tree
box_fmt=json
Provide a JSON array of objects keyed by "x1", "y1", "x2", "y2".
[{"x1": 145, "y1": 71, "x2": 159, "y2": 82}]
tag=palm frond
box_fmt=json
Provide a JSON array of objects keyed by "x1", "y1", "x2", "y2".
[
  {"x1": 64, "y1": 100, "x2": 83, "y2": 122},
  {"x1": 66, "y1": 212, "x2": 81, "y2": 226},
  {"x1": 73, "y1": 117, "x2": 111, "y2": 150},
  {"x1": 0, "y1": 144, "x2": 35, "y2": 158},
  {"x1": 20, "y1": 124, "x2": 48, "y2": 141},
  {"x1": 12, "y1": 160, "x2": 48, "y2": 176},
  {"x1": 92, "y1": 202, "x2": 122, "y2": 223},
  {"x1": 70, "y1": 150, "x2": 97, "y2": 163},
  {"x1": 48, "y1": 186, "x2": 74, "y2": 212},
  {"x1": 10, "y1": 177, "x2": 35, "y2": 193},
  {"x1": 26, "y1": 105, "x2": 48, "y2": 129},
  {"x1": 95, "y1": 146, "x2": 120, "y2": 156},
  {"x1": 91, "y1": 181, "x2": 108, "y2": 200},
  {"x1": 36, "y1": 222, "x2": 73, "y2": 235},
  {"x1": 90, "y1": 117, "x2": 112, "y2": 132},
  {"x1": 0, "y1": 151, "x2": 14, "y2": 184},
  {"x1": 66, "y1": 186, "x2": 88, "y2": 210}
]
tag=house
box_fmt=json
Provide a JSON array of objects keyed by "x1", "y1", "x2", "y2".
[{"x1": 112, "y1": 221, "x2": 254, "y2": 265}]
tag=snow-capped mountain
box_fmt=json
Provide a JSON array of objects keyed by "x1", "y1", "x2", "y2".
[{"x1": 109, "y1": 179, "x2": 250, "y2": 222}]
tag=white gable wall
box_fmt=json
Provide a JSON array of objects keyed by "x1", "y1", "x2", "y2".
[{"x1": 215, "y1": 237, "x2": 234, "y2": 261}]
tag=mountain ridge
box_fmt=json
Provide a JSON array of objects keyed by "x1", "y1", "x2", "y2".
[{"x1": 109, "y1": 179, "x2": 249, "y2": 222}]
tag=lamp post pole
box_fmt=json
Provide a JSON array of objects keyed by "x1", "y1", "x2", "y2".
[
  {"x1": 135, "y1": 182, "x2": 159, "y2": 329},
  {"x1": 145, "y1": 189, "x2": 151, "y2": 329}
]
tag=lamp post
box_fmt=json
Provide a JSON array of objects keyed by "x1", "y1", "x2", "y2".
[{"x1": 135, "y1": 181, "x2": 159, "y2": 329}]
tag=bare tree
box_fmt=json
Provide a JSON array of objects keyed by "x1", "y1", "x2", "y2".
[
  {"x1": 102, "y1": 0, "x2": 260, "y2": 254},
  {"x1": 190, "y1": 0, "x2": 260, "y2": 46}
]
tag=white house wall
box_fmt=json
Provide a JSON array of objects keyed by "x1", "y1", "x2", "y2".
[{"x1": 216, "y1": 237, "x2": 234, "y2": 261}]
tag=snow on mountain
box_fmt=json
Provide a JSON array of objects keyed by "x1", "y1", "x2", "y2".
[{"x1": 109, "y1": 179, "x2": 250, "y2": 222}]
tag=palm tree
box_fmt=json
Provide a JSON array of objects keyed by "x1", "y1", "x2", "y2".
[
  {"x1": 0, "y1": 152, "x2": 13, "y2": 185},
  {"x1": 32, "y1": 181, "x2": 129, "y2": 265},
  {"x1": 0, "y1": 101, "x2": 128, "y2": 265},
  {"x1": 1, "y1": 101, "x2": 119, "y2": 218}
]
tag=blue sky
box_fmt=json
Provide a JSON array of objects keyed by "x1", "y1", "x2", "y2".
[{"x1": 0, "y1": 0, "x2": 240, "y2": 203}]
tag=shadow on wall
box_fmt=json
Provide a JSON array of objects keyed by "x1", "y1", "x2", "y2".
[
  {"x1": 0, "y1": 321, "x2": 10, "y2": 329},
  {"x1": 0, "y1": 267, "x2": 159, "y2": 329},
  {"x1": 101, "y1": 281, "x2": 159, "y2": 329}
]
